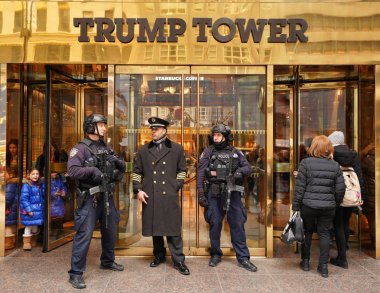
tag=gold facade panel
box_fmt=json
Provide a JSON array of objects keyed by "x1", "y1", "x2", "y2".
[
  {"x1": 0, "y1": 1, "x2": 379, "y2": 64},
  {"x1": 375, "y1": 65, "x2": 380, "y2": 258}
]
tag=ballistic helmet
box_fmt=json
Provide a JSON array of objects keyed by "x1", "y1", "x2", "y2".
[
  {"x1": 83, "y1": 114, "x2": 107, "y2": 134},
  {"x1": 211, "y1": 124, "x2": 233, "y2": 141}
]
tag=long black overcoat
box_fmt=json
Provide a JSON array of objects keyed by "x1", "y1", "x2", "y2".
[{"x1": 133, "y1": 139, "x2": 187, "y2": 236}]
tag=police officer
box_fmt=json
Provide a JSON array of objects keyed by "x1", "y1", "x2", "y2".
[
  {"x1": 133, "y1": 117, "x2": 190, "y2": 275},
  {"x1": 67, "y1": 114, "x2": 126, "y2": 289},
  {"x1": 197, "y1": 124, "x2": 257, "y2": 272}
]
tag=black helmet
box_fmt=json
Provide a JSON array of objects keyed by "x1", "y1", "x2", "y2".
[
  {"x1": 211, "y1": 124, "x2": 233, "y2": 141},
  {"x1": 83, "y1": 114, "x2": 107, "y2": 134}
]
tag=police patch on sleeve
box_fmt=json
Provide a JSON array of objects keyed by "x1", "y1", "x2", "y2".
[{"x1": 69, "y1": 148, "x2": 79, "y2": 158}]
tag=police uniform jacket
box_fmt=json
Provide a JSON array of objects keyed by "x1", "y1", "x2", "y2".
[
  {"x1": 68, "y1": 139, "x2": 126, "y2": 189},
  {"x1": 197, "y1": 145, "x2": 252, "y2": 191},
  {"x1": 133, "y1": 138, "x2": 187, "y2": 236}
]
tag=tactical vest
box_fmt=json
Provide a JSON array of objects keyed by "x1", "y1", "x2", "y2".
[
  {"x1": 80, "y1": 138, "x2": 122, "y2": 185},
  {"x1": 207, "y1": 146, "x2": 239, "y2": 182}
]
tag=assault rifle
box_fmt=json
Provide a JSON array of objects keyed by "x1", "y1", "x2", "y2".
[
  {"x1": 98, "y1": 153, "x2": 111, "y2": 228},
  {"x1": 223, "y1": 164, "x2": 245, "y2": 212}
]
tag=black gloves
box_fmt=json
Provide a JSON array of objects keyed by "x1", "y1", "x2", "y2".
[
  {"x1": 91, "y1": 167, "x2": 103, "y2": 183},
  {"x1": 107, "y1": 154, "x2": 124, "y2": 169},
  {"x1": 198, "y1": 189, "x2": 208, "y2": 208},
  {"x1": 233, "y1": 171, "x2": 243, "y2": 185}
]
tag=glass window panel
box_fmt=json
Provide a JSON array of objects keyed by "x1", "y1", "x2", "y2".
[{"x1": 4, "y1": 65, "x2": 21, "y2": 253}]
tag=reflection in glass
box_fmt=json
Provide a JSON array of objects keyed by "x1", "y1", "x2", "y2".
[
  {"x1": 4, "y1": 67, "x2": 21, "y2": 252},
  {"x1": 115, "y1": 72, "x2": 266, "y2": 252}
]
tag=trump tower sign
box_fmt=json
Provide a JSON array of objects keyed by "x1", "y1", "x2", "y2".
[{"x1": 73, "y1": 17, "x2": 309, "y2": 44}]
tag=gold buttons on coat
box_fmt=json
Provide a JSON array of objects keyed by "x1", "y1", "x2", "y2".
[
  {"x1": 162, "y1": 181, "x2": 165, "y2": 184},
  {"x1": 154, "y1": 171, "x2": 157, "y2": 174},
  {"x1": 154, "y1": 180, "x2": 157, "y2": 184},
  {"x1": 152, "y1": 162, "x2": 154, "y2": 164},
  {"x1": 163, "y1": 191, "x2": 166, "y2": 195},
  {"x1": 162, "y1": 171, "x2": 165, "y2": 174},
  {"x1": 163, "y1": 162, "x2": 166, "y2": 164}
]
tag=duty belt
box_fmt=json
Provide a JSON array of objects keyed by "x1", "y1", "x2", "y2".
[{"x1": 86, "y1": 182, "x2": 115, "y2": 196}]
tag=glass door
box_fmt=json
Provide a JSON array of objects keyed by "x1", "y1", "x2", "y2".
[
  {"x1": 34, "y1": 67, "x2": 78, "y2": 251},
  {"x1": 273, "y1": 66, "x2": 360, "y2": 241},
  {"x1": 115, "y1": 66, "x2": 268, "y2": 256},
  {"x1": 42, "y1": 66, "x2": 108, "y2": 251}
]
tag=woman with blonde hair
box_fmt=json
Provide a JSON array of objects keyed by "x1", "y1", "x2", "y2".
[{"x1": 292, "y1": 135, "x2": 346, "y2": 278}]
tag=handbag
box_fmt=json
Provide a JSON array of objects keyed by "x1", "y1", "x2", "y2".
[
  {"x1": 280, "y1": 211, "x2": 304, "y2": 244},
  {"x1": 292, "y1": 211, "x2": 304, "y2": 243},
  {"x1": 280, "y1": 212, "x2": 297, "y2": 245}
]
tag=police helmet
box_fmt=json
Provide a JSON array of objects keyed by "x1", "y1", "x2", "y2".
[
  {"x1": 83, "y1": 114, "x2": 107, "y2": 134},
  {"x1": 211, "y1": 124, "x2": 233, "y2": 141}
]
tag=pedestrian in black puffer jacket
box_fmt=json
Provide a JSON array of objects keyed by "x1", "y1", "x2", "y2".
[
  {"x1": 292, "y1": 135, "x2": 345, "y2": 278},
  {"x1": 328, "y1": 131, "x2": 366, "y2": 269}
]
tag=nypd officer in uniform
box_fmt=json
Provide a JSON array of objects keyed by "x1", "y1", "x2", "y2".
[
  {"x1": 197, "y1": 124, "x2": 257, "y2": 272},
  {"x1": 67, "y1": 114, "x2": 126, "y2": 289},
  {"x1": 133, "y1": 117, "x2": 190, "y2": 275}
]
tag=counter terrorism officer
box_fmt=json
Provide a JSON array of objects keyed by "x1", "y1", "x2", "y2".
[
  {"x1": 133, "y1": 117, "x2": 190, "y2": 275},
  {"x1": 67, "y1": 114, "x2": 126, "y2": 289},
  {"x1": 197, "y1": 124, "x2": 258, "y2": 272}
]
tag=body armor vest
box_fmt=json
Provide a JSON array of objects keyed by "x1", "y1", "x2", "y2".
[{"x1": 207, "y1": 147, "x2": 239, "y2": 182}]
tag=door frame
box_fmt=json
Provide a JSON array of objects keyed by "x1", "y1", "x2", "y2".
[{"x1": 113, "y1": 65, "x2": 273, "y2": 257}]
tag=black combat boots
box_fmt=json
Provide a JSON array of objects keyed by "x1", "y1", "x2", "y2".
[
  {"x1": 69, "y1": 274, "x2": 86, "y2": 289},
  {"x1": 317, "y1": 263, "x2": 328, "y2": 278},
  {"x1": 300, "y1": 259, "x2": 310, "y2": 271}
]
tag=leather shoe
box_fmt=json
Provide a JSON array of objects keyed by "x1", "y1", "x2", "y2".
[
  {"x1": 174, "y1": 262, "x2": 190, "y2": 275},
  {"x1": 317, "y1": 263, "x2": 328, "y2": 278},
  {"x1": 150, "y1": 257, "x2": 166, "y2": 267},
  {"x1": 238, "y1": 259, "x2": 258, "y2": 272},
  {"x1": 69, "y1": 274, "x2": 86, "y2": 289},
  {"x1": 300, "y1": 259, "x2": 310, "y2": 271},
  {"x1": 330, "y1": 257, "x2": 348, "y2": 269},
  {"x1": 100, "y1": 262, "x2": 124, "y2": 271},
  {"x1": 209, "y1": 255, "x2": 221, "y2": 267}
]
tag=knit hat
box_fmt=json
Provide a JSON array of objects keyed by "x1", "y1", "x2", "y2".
[{"x1": 328, "y1": 131, "x2": 345, "y2": 146}]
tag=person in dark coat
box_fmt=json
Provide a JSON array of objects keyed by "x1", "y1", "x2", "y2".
[
  {"x1": 327, "y1": 131, "x2": 367, "y2": 268},
  {"x1": 67, "y1": 114, "x2": 126, "y2": 289},
  {"x1": 361, "y1": 143, "x2": 375, "y2": 247},
  {"x1": 197, "y1": 124, "x2": 257, "y2": 272},
  {"x1": 36, "y1": 141, "x2": 68, "y2": 177},
  {"x1": 132, "y1": 117, "x2": 189, "y2": 275},
  {"x1": 293, "y1": 135, "x2": 345, "y2": 278}
]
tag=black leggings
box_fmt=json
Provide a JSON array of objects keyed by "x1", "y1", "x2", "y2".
[
  {"x1": 333, "y1": 206, "x2": 353, "y2": 261},
  {"x1": 301, "y1": 205, "x2": 335, "y2": 264}
]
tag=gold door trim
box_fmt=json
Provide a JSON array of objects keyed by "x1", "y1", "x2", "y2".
[
  {"x1": 266, "y1": 66, "x2": 274, "y2": 257},
  {"x1": 0, "y1": 64, "x2": 6, "y2": 257},
  {"x1": 375, "y1": 66, "x2": 380, "y2": 259}
]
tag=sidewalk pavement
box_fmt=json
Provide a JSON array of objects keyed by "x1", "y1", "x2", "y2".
[{"x1": 1, "y1": 239, "x2": 380, "y2": 292}]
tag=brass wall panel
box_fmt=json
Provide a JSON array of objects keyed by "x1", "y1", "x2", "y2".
[
  {"x1": 1, "y1": 1, "x2": 380, "y2": 64},
  {"x1": 0, "y1": 64, "x2": 6, "y2": 257},
  {"x1": 375, "y1": 66, "x2": 380, "y2": 259},
  {"x1": 266, "y1": 65, "x2": 274, "y2": 257}
]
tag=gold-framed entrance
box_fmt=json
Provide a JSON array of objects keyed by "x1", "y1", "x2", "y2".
[
  {"x1": 272, "y1": 66, "x2": 376, "y2": 257},
  {"x1": 113, "y1": 66, "x2": 271, "y2": 257}
]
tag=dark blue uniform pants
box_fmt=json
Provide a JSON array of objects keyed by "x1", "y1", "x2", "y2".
[
  {"x1": 204, "y1": 190, "x2": 250, "y2": 262},
  {"x1": 69, "y1": 195, "x2": 118, "y2": 276}
]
